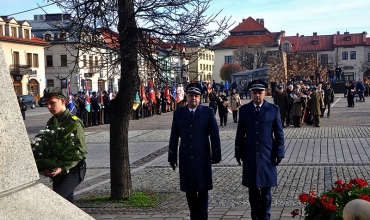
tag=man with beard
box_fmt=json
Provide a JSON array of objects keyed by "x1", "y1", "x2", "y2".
[
  {"x1": 168, "y1": 83, "x2": 221, "y2": 220},
  {"x1": 235, "y1": 80, "x2": 285, "y2": 220}
]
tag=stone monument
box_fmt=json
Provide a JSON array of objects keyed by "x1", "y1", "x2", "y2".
[{"x1": 0, "y1": 45, "x2": 93, "y2": 219}]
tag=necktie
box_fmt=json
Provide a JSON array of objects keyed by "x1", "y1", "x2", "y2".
[
  {"x1": 256, "y1": 106, "x2": 260, "y2": 115},
  {"x1": 190, "y1": 110, "x2": 194, "y2": 118}
]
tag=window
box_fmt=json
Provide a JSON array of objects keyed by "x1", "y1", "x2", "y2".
[
  {"x1": 46, "y1": 79, "x2": 54, "y2": 87},
  {"x1": 11, "y1": 27, "x2": 16, "y2": 37},
  {"x1": 350, "y1": 51, "x2": 356, "y2": 59},
  {"x1": 199, "y1": 64, "x2": 202, "y2": 70},
  {"x1": 46, "y1": 55, "x2": 53, "y2": 67},
  {"x1": 342, "y1": 51, "x2": 348, "y2": 60},
  {"x1": 13, "y1": 51, "x2": 19, "y2": 65},
  {"x1": 95, "y1": 56, "x2": 99, "y2": 68},
  {"x1": 283, "y1": 43, "x2": 290, "y2": 53},
  {"x1": 313, "y1": 40, "x2": 318, "y2": 45},
  {"x1": 26, "y1": 53, "x2": 32, "y2": 66},
  {"x1": 320, "y1": 54, "x2": 328, "y2": 65},
  {"x1": 59, "y1": 32, "x2": 66, "y2": 41},
  {"x1": 24, "y1": 29, "x2": 30, "y2": 39},
  {"x1": 83, "y1": 55, "x2": 87, "y2": 67},
  {"x1": 33, "y1": 54, "x2": 39, "y2": 67},
  {"x1": 89, "y1": 56, "x2": 93, "y2": 72},
  {"x1": 61, "y1": 55, "x2": 68, "y2": 66},
  {"x1": 225, "y1": 56, "x2": 232, "y2": 63},
  {"x1": 44, "y1": 33, "x2": 52, "y2": 41},
  {"x1": 345, "y1": 36, "x2": 351, "y2": 41}
]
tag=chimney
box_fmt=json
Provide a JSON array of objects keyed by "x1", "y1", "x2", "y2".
[
  {"x1": 260, "y1": 19, "x2": 264, "y2": 27},
  {"x1": 256, "y1": 18, "x2": 260, "y2": 24},
  {"x1": 242, "y1": 18, "x2": 245, "y2": 22},
  {"x1": 344, "y1": 31, "x2": 349, "y2": 34},
  {"x1": 296, "y1": 33, "x2": 299, "y2": 37},
  {"x1": 337, "y1": 31, "x2": 340, "y2": 35},
  {"x1": 313, "y1": 32, "x2": 317, "y2": 36}
]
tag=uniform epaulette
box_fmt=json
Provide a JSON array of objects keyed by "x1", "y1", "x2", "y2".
[{"x1": 71, "y1": 115, "x2": 80, "y2": 121}]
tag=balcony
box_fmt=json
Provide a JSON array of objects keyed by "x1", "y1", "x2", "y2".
[{"x1": 9, "y1": 64, "x2": 32, "y2": 75}]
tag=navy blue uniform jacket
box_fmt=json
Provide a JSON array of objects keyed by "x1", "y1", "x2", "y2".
[
  {"x1": 168, "y1": 105, "x2": 221, "y2": 192},
  {"x1": 235, "y1": 100, "x2": 285, "y2": 188}
]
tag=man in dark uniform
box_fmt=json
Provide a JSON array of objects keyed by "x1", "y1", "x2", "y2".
[
  {"x1": 323, "y1": 82, "x2": 335, "y2": 118},
  {"x1": 42, "y1": 87, "x2": 88, "y2": 203},
  {"x1": 168, "y1": 83, "x2": 221, "y2": 220},
  {"x1": 273, "y1": 86, "x2": 289, "y2": 127},
  {"x1": 90, "y1": 91, "x2": 100, "y2": 125},
  {"x1": 235, "y1": 80, "x2": 285, "y2": 220}
]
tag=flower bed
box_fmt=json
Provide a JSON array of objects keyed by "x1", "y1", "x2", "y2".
[{"x1": 292, "y1": 178, "x2": 370, "y2": 220}]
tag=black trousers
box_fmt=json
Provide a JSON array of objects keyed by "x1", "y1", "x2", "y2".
[
  {"x1": 53, "y1": 165, "x2": 81, "y2": 203},
  {"x1": 218, "y1": 110, "x2": 228, "y2": 125},
  {"x1": 186, "y1": 191, "x2": 208, "y2": 220},
  {"x1": 232, "y1": 110, "x2": 238, "y2": 122},
  {"x1": 249, "y1": 187, "x2": 272, "y2": 220}
]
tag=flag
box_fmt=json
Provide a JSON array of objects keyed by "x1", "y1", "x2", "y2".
[
  {"x1": 67, "y1": 82, "x2": 76, "y2": 114},
  {"x1": 133, "y1": 92, "x2": 141, "y2": 110},
  {"x1": 148, "y1": 79, "x2": 156, "y2": 103},
  {"x1": 176, "y1": 84, "x2": 184, "y2": 103},
  {"x1": 85, "y1": 81, "x2": 91, "y2": 112},
  {"x1": 99, "y1": 91, "x2": 104, "y2": 106},
  {"x1": 172, "y1": 82, "x2": 177, "y2": 101},
  {"x1": 164, "y1": 84, "x2": 171, "y2": 103},
  {"x1": 140, "y1": 82, "x2": 148, "y2": 104}
]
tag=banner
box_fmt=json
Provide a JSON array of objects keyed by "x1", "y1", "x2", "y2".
[{"x1": 85, "y1": 81, "x2": 91, "y2": 112}]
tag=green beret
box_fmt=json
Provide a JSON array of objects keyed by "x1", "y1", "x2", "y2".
[{"x1": 43, "y1": 87, "x2": 67, "y2": 99}]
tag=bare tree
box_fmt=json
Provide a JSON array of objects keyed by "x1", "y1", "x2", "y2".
[
  {"x1": 48, "y1": 0, "x2": 232, "y2": 199},
  {"x1": 233, "y1": 44, "x2": 268, "y2": 70}
]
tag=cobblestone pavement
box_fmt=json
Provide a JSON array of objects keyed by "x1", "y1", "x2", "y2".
[{"x1": 28, "y1": 96, "x2": 370, "y2": 220}]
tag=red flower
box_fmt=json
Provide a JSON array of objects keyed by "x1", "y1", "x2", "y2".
[
  {"x1": 308, "y1": 197, "x2": 316, "y2": 204},
  {"x1": 299, "y1": 193, "x2": 309, "y2": 204},
  {"x1": 291, "y1": 209, "x2": 300, "y2": 217},
  {"x1": 334, "y1": 179, "x2": 343, "y2": 185},
  {"x1": 359, "y1": 194, "x2": 370, "y2": 202}
]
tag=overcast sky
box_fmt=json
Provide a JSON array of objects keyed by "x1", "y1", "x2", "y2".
[{"x1": 3, "y1": 0, "x2": 370, "y2": 40}]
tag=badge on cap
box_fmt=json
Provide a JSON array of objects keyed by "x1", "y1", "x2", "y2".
[
  {"x1": 249, "y1": 80, "x2": 268, "y2": 91},
  {"x1": 185, "y1": 83, "x2": 202, "y2": 95}
]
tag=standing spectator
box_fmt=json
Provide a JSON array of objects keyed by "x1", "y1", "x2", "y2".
[
  {"x1": 246, "y1": 79, "x2": 253, "y2": 99},
  {"x1": 273, "y1": 86, "x2": 289, "y2": 127},
  {"x1": 343, "y1": 77, "x2": 349, "y2": 97},
  {"x1": 356, "y1": 79, "x2": 366, "y2": 102},
  {"x1": 229, "y1": 88, "x2": 242, "y2": 123},
  {"x1": 168, "y1": 83, "x2": 221, "y2": 220},
  {"x1": 315, "y1": 66, "x2": 321, "y2": 84},
  {"x1": 286, "y1": 84, "x2": 294, "y2": 126},
  {"x1": 317, "y1": 84, "x2": 325, "y2": 118},
  {"x1": 202, "y1": 83, "x2": 208, "y2": 103},
  {"x1": 102, "y1": 91, "x2": 110, "y2": 124},
  {"x1": 78, "y1": 92, "x2": 86, "y2": 127},
  {"x1": 238, "y1": 80, "x2": 245, "y2": 99},
  {"x1": 310, "y1": 87, "x2": 324, "y2": 127},
  {"x1": 309, "y1": 69, "x2": 315, "y2": 82},
  {"x1": 224, "y1": 80, "x2": 229, "y2": 96},
  {"x1": 73, "y1": 94, "x2": 80, "y2": 118},
  {"x1": 42, "y1": 87, "x2": 88, "y2": 203},
  {"x1": 323, "y1": 82, "x2": 335, "y2": 117},
  {"x1": 235, "y1": 80, "x2": 285, "y2": 220},
  {"x1": 270, "y1": 78, "x2": 277, "y2": 98},
  {"x1": 90, "y1": 92, "x2": 100, "y2": 126},
  {"x1": 335, "y1": 65, "x2": 342, "y2": 82},
  {"x1": 217, "y1": 91, "x2": 229, "y2": 126},
  {"x1": 346, "y1": 81, "x2": 356, "y2": 107},
  {"x1": 327, "y1": 68, "x2": 335, "y2": 83},
  {"x1": 219, "y1": 81, "x2": 225, "y2": 94},
  {"x1": 278, "y1": 80, "x2": 285, "y2": 90},
  {"x1": 18, "y1": 96, "x2": 26, "y2": 120},
  {"x1": 208, "y1": 89, "x2": 218, "y2": 116},
  {"x1": 290, "y1": 86, "x2": 304, "y2": 128},
  {"x1": 211, "y1": 79, "x2": 217, "y2": 91}
]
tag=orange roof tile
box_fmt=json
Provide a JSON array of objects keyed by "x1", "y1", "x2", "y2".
[
  {"x1": 0, "y1": 35, "x2": 49, "y2": 46},
  {"x1": 212, "y1": 35, "x2": 276, "y2": 49},
  {"x1": 281, "y1": 35, "x2": 334, "y2": 52},
  {"x1": 333, "y1": 33, "x2": 366, "y2": 46},
  {"x1": 229, "y1": 17, "x2": 267, "y2": 33}
]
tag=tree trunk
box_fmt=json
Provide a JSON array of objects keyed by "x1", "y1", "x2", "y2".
[{"x1": 110, "y1": 0, "x2": 139, "y2": 199}]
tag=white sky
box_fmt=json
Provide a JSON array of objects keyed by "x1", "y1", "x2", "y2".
[{"x1": 2, "y1": 0, "x2": 370, "y2": 40}]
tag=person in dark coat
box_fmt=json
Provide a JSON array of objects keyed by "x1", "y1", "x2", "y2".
[
  {"x1": 208, "y1": 89, "x2": 218, "y2": 116},
  {"x1": 323, "y1": 82, "x2": 335, "y2": 117},
  {"x1": 90, "y1": 92, "x2": 100, "y2": 126},
  {"x1": 168, "y1": 83, "x2": 221, "y2": 220},
  {"x1": 270, "y1": 79, "x2": 277, "y2": 98},
  {"x1": 216, "y1": 91, "x2": 229, "y2": 126},
  {"x1": 235, "y1": 80, "x2": 285, "y2": 220},
  {"x1": 273, "y1": 86, "x2": 288, "y2": 127},
  {"x1": 18, "y1": 96, "x2": 26, "y2": 120}
]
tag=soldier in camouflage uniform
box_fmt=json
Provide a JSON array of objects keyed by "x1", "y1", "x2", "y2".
[{"x1": 43, "y1": 87, "x2": 88, "y2": 203}]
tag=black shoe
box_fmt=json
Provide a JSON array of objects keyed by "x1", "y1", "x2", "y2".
[
  {"x1": 315, "y1": 125, "x2": 320, "y2": 127},
  {"x1": 220, "y1": 123, "x2": 223, "y2": 126}
]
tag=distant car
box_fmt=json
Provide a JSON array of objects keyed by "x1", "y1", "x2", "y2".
[
  {"x1": 38, "y1": 96, "x2": 46, "y2": 107},
  {"x1": 18, "y1": 95, "x2": 36, "y2": 109}
]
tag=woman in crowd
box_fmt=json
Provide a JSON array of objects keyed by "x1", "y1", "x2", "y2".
[{"x1": 229, "y1": 88, "x2": 242, "y2": 123}]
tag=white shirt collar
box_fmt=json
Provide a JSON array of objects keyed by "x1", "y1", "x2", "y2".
[{"x1": 188, "y1": 107, "x2": 197, "y2": 113}]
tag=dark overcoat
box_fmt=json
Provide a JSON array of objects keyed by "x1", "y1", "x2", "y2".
[
  {"x1": 235, "y1": 100, "x2": 285, "y2": 188},
  {"x1": 168, "y1": 104, "x2": 221, "y2": 192},
  {"x1": 273, "y1": 91, "x2": 288, "y2": 119}
]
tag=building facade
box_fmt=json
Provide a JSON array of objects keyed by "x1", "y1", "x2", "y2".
[
  {"x1": 186, "y1": 46, "x2": 214, "y2": 83},
  {"x1": 0, "y1": 16, "x2": 49, "y2": 100}
]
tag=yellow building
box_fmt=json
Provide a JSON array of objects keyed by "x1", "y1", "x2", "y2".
[{"x1": 186, "y1": 46, "x2": 214, "y2": 83}]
